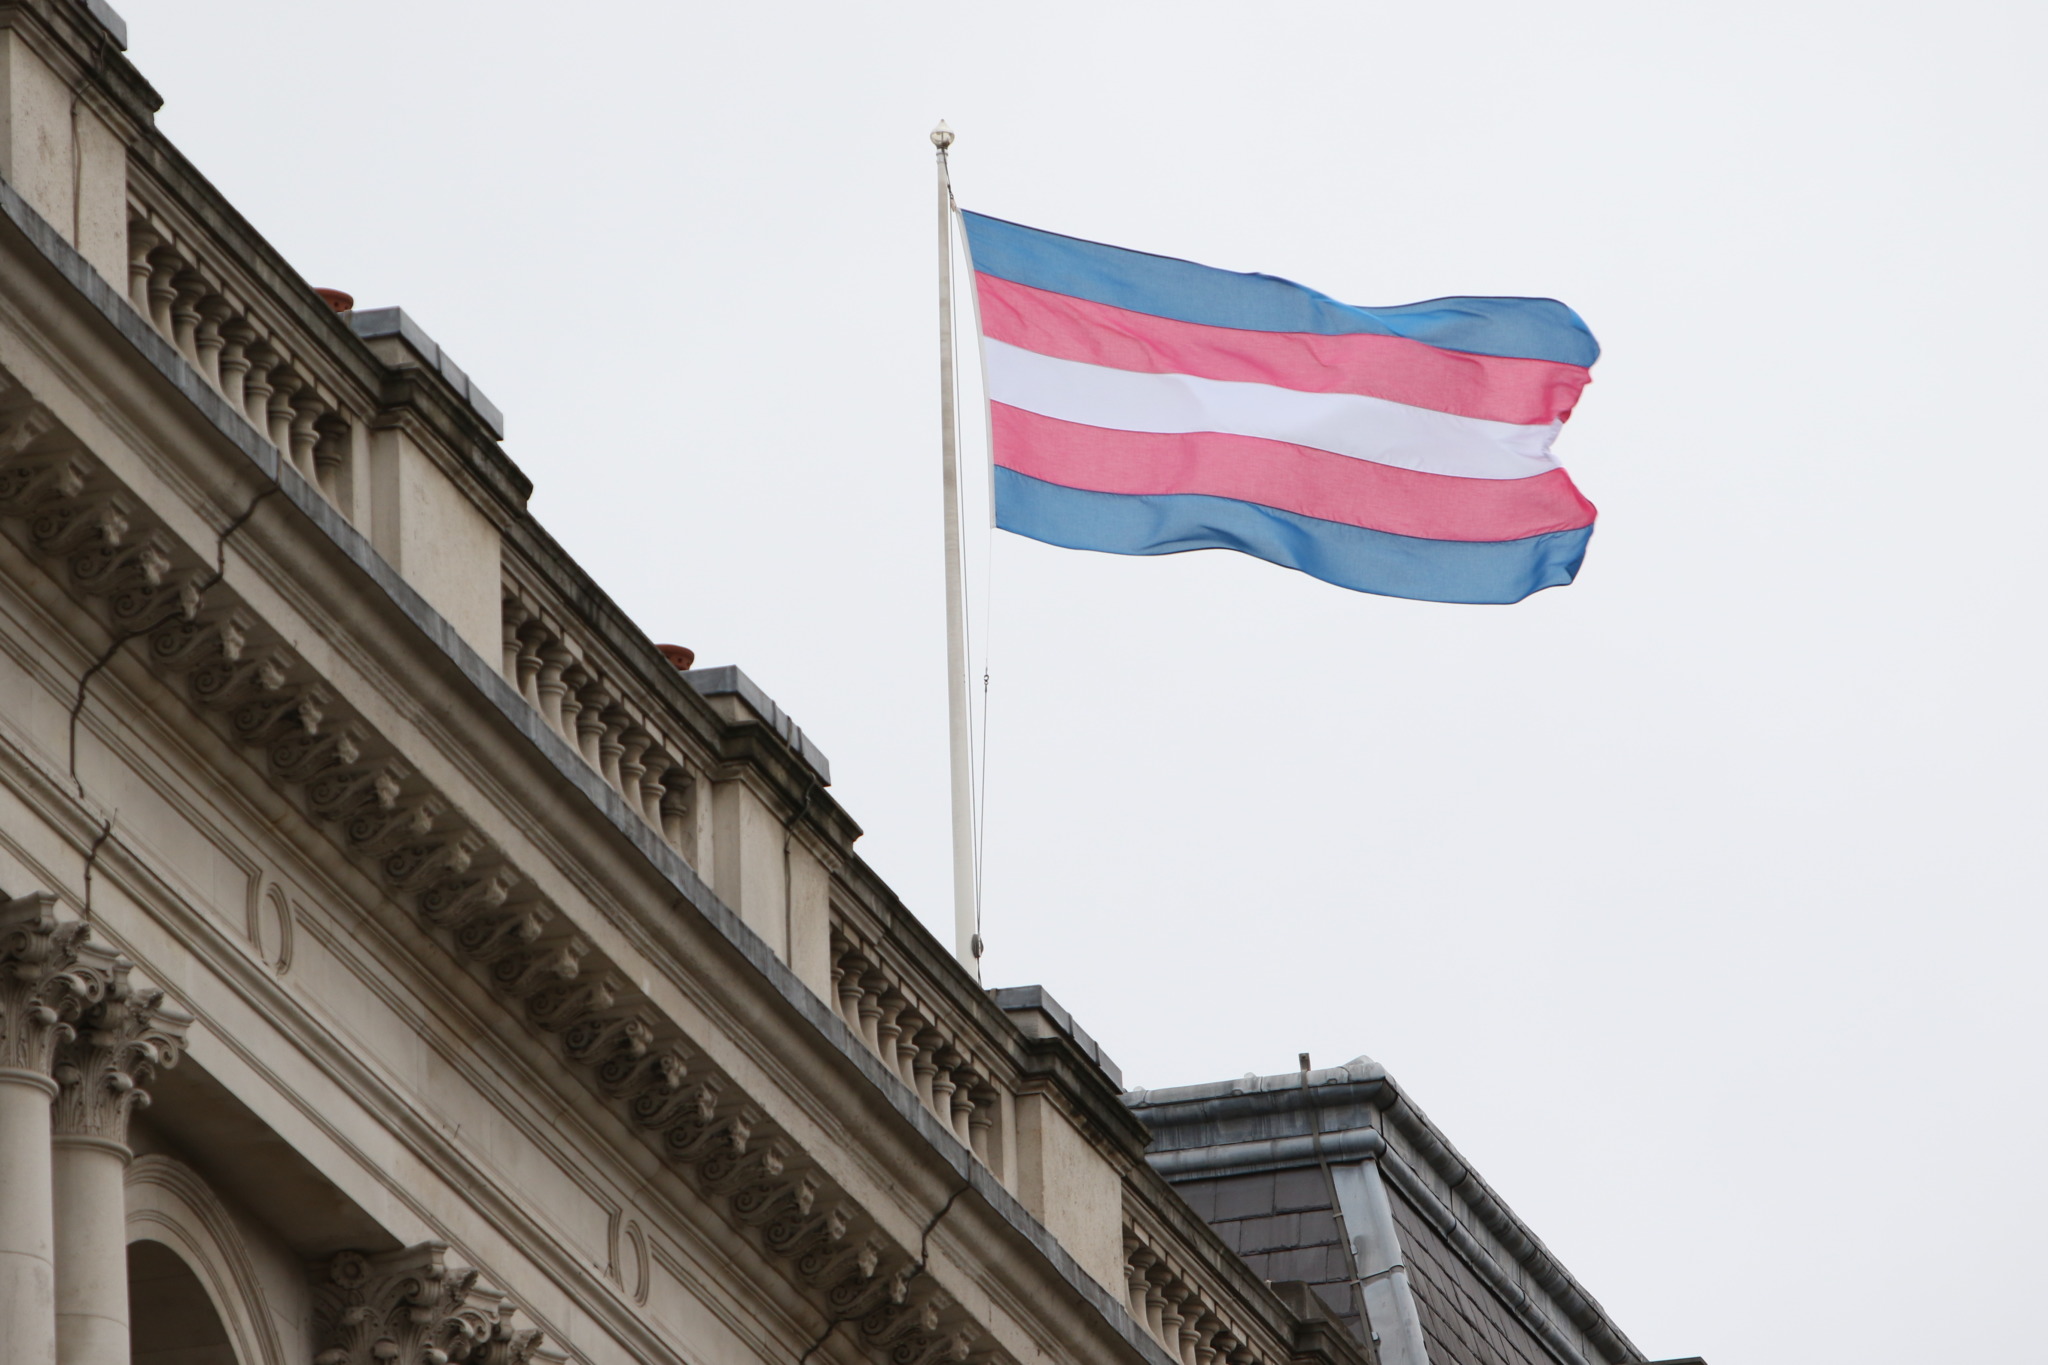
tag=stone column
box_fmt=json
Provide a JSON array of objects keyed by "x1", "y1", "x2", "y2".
[
  {"x1": 50, "y1": 947, "x2": 189, "y2": 1365},
  {"x1": 0, "y1": 893, "x2": 102, "y2": 1365}
]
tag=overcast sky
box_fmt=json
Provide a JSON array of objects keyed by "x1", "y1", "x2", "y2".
[{"x1": 116, "y1": 2, "x2": 2044, "y2": 1360}]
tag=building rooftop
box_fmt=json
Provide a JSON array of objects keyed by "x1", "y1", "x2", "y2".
[{"x1": 1127, "y1": 1058, "x2": 1678, "y2": 1365}]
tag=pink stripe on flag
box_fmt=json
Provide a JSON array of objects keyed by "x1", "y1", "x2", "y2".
[
  {"x1": 976, "y1": 274, "x2": 1591, "y2": 427},
  {"x1": 992, "y1": 404, "x2": 1597, "y2": 543}
]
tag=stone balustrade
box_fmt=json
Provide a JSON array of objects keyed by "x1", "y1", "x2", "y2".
[
  {"x1": 1121, "y1": 1218, "x2": 1277, "y2": 1365},
  {"x1": 125, "y1": 209, "x2": 360, "y2": 509},
  {"x1": 499, "y1": 582, "x2": 705, "y2": 863},
  {"x1": 828, "y1": 920, "x2": 1008, "y2": 1175}
]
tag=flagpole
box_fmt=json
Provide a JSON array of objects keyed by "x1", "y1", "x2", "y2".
[{"x1": 933, "y1": 121, "x2": 979, "y2": 978}]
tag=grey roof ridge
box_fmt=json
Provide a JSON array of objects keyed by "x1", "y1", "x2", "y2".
[
  {"x1": 1125, "y1": 1056, "x2": 1646, "y2": 1365},
  {"x1": 1121, "y1": 1054, "x2": 1385, "y2": 1108},
  {"x1": 0, "y1": 173, "x2": 1179, "y2": 1365}
]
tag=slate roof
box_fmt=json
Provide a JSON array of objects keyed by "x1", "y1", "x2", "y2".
[{"x1": 1124, "y1": 1058, "x2": 1664, "y2": 1365}]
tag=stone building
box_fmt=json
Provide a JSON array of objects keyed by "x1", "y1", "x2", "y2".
[{"x1": 0, "y1": 5, "x2": 1699, "y2": 1365}]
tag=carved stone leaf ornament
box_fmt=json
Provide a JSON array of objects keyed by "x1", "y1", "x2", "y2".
[
  {"x1": 50, "y1": 944, "x2": 193, "y2": 1142},
  {"x1": 0, "y1": 892, "x2": 101, "y2": 1078},
  {"x1": 314, "y1": 1245, "x2": 547, "y2": 1365},
  {"x1": 0, "y1": 379, "x2": 989, "y2": 1365}
]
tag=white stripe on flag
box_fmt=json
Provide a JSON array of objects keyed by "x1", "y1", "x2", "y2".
[{"x1": 983, "y1": 339, "x2": 1565, "y2": 481}]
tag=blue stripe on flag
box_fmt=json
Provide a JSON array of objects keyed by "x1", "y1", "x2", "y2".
[
  {"x1": 993, "y1": 467, "x2": 1592, "y2": 604},
  {"x1": 961, "y1": 212, "x2": 1599, "y2": 367}
]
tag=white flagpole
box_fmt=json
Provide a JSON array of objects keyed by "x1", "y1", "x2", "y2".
[{"x1": 933, "y1": 121, "x2": 979, "y2": 977}]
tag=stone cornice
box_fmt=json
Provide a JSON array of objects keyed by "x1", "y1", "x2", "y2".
[{"x1": 0, "y1": 168, "x2": 1192, "y2": 1365}]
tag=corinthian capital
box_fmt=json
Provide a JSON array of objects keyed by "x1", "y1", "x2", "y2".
[
  {"x1": 51, "y1": 946, "x2": 191, "y2": 1145},
  {"x1": 312, "y1": 1245, "x2": 547, "y2": 1365},
  {"x1": 0, "y1": 892, "x2": 104, "y2": 1082}
]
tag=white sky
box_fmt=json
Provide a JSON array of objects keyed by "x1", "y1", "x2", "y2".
[{"x1": 117, "y1": 1, "x2": 2044, "y2": 1360}]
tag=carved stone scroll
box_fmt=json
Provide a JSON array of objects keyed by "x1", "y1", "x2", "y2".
[
  {"x1": 0, "y1": 893, "x2": 103, "y2": 1082},
  {"x1": 49, "y1": 947, "x2": 191, "y2": 1144},
  {"x1": 312, "y1": 1244, "x2": 545, "y2": 1365}
]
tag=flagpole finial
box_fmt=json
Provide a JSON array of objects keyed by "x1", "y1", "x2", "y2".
[{"x1": 931, "y1": 120, "x2": 954, "y2": 151}]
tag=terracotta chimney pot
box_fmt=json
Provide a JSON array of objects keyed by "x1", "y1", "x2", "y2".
[
  {"x1": 314, "y1": 288, "x2": 354, "y2": 312},
  {"x1": 657, "y1": 644, "x2": 695, "y2": 671}
]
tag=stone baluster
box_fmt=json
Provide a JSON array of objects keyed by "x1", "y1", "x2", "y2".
[
  {"x1": 513, "y1": 622, "x2": 546, "y2": 707},
  {"x1": 573, "y1": 683, "x2": 610, "y2": 769},
  {"x1": 265, "y1": 368, "x2": 302, "y2": 465},
  {"x1": 1158, "y1": 1282, "x2": 1189, "y2": 1365},
  {"x1": 535, "y1": 644, "x2": 572, "y2": 737},
  {"x1": 617, "y1": 729, "x2": 651, "y2": 806},
  {"x1": 1125, "y1": 1244, "x2": 1159, "y2": 1328},
  {"x1": 288, "y1": 391, "x2": 324, "y2": 485},
  {"x1": 499, "y1": 596, "x2": 530, "y2": 685},
  {"x1": 240, "y1": 341, "x2": 276, "y2": 433},
  {"x1": 929, "y1": 1048, "x2": 960, "y2": 1133},
  {"x1": 875, "y1": 992, "x2": 906, "y2": 1074},
  {"x1": 833, "y1": 947, "x2": 868, "y2": 1032},
  {"x1": 856, "y1": 970, "x2": 887, "y2": 1053},
  {"x1": 1192, "y1": 1312, "x2": 1223, "y2": 1365},
  {"x1": 193, "y1": 298, "x2": 230, "y2": 389},
  {"x1": 217, "y1": 320, "x2": 253, "y2": 412},
  {"x1": 144, "y1": 247, "x2": 179, "y2": 336},
  {"x1": 313, "y1": 417, "x2": 351, "y2": 507},
  {"x1": 966, "y1": 1082, "x2": 996, "y2": 1167},
  {"x1": 596, "y1": 708, "x2": 628, "y2": 790},
  {"x1": 911, "y1": 1030, "x2": 942, "y2": 1113},
  {"x1": 0, "y1": 893, "x2": 100, "y2": 1365},
  {"x1": 1142, "y1": 1262, "x2": 1172, "y2": 1342},
  {"x1": 945, "y1": 1059, "x2": 975, "y2": 1146},
  {"x1": 124, "y1": 222, "x2": 159, "y2": 316},
  {"x1": 1179, "y1": 1293, "x2": 1204, "y2": 1365},
  {"x1": 636, "y1": 755, "x2": 667, "y2": 828},
  {"x1": 557, "y1": 674, "x2": 590, "y2": 758},
  {"x1": 170, "y1": 272, "x2": 207, "y2": 364},
  {"x1": 657, "y1": 773, "x2": 691, "y2": 850},
  {"x1": 50, "y1": 948, "x2": 189, "y2": 1365},
  {"x1": 892, "y1": 1007, "x2": 925, "y2": 1089}
]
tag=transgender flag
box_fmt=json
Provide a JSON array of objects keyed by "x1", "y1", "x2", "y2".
[{"x1": 960, "y1": 212, "x2": 1601, "y2": 605}]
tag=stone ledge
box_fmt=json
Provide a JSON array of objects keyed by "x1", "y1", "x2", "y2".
[{"x1": 348, "y1": 307, "x2": 507, "y2": 441}]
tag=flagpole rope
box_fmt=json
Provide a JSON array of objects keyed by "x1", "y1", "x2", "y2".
[{"x1": 946, "y1": 149, "x2": 1000, "y2": 963}]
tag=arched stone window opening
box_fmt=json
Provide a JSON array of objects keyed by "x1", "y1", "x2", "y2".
[{"x1": 128, "y1": 1239, "x2": 237, "y2": 1365}]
